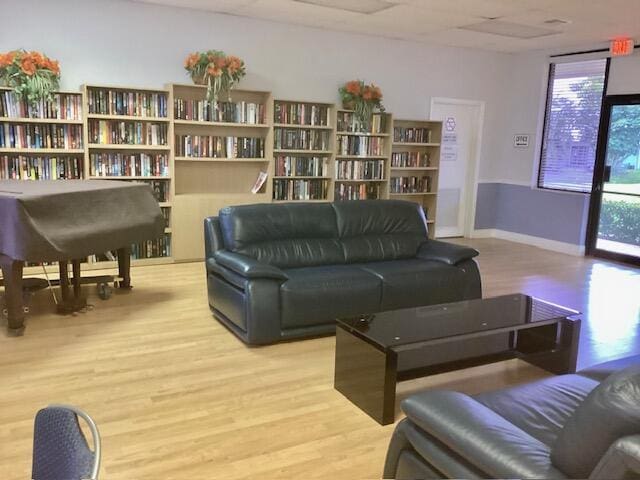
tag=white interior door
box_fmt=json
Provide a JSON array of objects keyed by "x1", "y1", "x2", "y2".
[{"x1": 430, "y1": 98, "x2": 484, "y2": 238}]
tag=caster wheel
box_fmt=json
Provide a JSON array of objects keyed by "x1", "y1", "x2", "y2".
[
  {"x1": 114, "y1": 280, "x2": 120, "y2": 289},
  {"x1": 97, "y1": 283, "x2": 112, "y2": 300},
  {"x1": 23, "y1": 306, "x2": 29, "y2": 314},
  {"x1": 2, "y1": 308, "x2": 7, "y2": 319}
]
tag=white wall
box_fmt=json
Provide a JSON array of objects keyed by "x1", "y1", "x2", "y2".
[{"x1": 0, "y1": 0, "x2": 515, "y2": 181}]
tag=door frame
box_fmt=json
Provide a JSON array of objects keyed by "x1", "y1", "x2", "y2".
[
  {"x1": 429, "y1": 97, "x2": 485, "y2": 238},
  {"x1": 585, "y1": 93, "x2": 640, "y2": 266}
]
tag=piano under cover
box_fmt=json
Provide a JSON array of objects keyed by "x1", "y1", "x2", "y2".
[{"x1": 0, "y1": 179, "x2": 165, "y2": 335}]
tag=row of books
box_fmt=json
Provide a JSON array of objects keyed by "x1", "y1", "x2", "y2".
[
  {"x1": 274, "y1": 102, "x2": 329, "y2": 126},
  {"x1": 334, "y1": 183, "x2": 381, "y2": 201},
  {"x1": 93, "y1": 235, "x2": 172, "y2": 262},
  {"x1": 131, "y1": 234, "x2": 171, "y2": 259},
  {"x1": 337, "y1": 112, "x2": 386, "y2": 134},
  {"x1": 335, "y1": 159, "x2": 385, "y2": 180},
  {"x1": 0, "y1": 91, "x2": 82, "y2": 120},
  {"x1": 274, "y1": 155, "x2": 328, "y2": 177},
  {"x1": 389, "y1": 176, "x2": 433, "y2": 194},
  {"x1": 394, "y1": 127, "x2": 432, "y2": 143},
  {"x1": 336, "y1": 136, "x2": 385, "y2": 156},
  {"x1": 273, "y1": 179, "x2": 328, "y2": 201},
  {"x1": 274, "y1": 128, "x2": 330, "y2": 151},
  {"x1": 391, "y1": 152, "x2": 431, "y2": 168},
  {"x1": 161, "y1": 207, "x2": 171, "y2": 228},
  {"x1": 0, "y1": 155, "x2": 82, "y2": 180},
  {"x1": 137, "y1": 179, "x2": 170, "y2": 203},
  {"x1": 87, "y1": 89, "x2": 168, "y2": 118},
  {"x1": 89, "y1": 153, "x2": 169, "y2": 178},
  {"x1": 174, "y1": 99, "x2": 265, "y2": 124},
  {"x1": 175, "y1": 135, "x2": 265, "y2": 158},
  {"x1": 88, "y1": 120, "x2": 168, "y2": 146},
  {"x1": 0, "y1": 124, "x2": 83, "y2": 149}
]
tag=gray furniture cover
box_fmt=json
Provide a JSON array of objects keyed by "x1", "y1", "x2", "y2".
[
  {"x1": 204, "y1": 200, "x2": 482, "y2": 345},
  {"x1": 384, "y1": 355, "x2": 640, "y2": 479},
  {"x1": 0, "y1": 179, "x2": 164, "y2": 261}
]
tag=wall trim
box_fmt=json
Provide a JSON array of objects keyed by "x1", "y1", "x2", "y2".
[
  {"x1": 476, "y1": 179, "x2": 532, "y2": 187},
  {"x1": 470, "y1": 229, "x2": 586, "y2": 256}
]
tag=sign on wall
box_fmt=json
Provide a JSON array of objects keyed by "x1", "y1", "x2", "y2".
[
  {"x1": 514, "y1": 134, "x2": 530, "y2": 148},
  {"x1": 442, "y1": 116, "x2": 458, "y2": 162}
]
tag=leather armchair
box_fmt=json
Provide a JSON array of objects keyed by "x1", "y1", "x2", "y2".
[
  {"x1": 205, "y1": 200, "x2": 482, "y2": 345},
  {"x1": 384, "y1": 355, "x2": 640, "y2": 479}
]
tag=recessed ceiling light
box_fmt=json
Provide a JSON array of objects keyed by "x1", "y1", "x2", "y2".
[
  {"x1": 460, "y1": 20, "x2": 560, "y2": 39},
  {"x1": 293, "y1": 0, "x2": 395, "y2": 15}
]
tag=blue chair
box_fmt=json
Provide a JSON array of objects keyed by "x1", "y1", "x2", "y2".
[{"x1": 32, "y1": 404, "x2": 101, "y2": 480}]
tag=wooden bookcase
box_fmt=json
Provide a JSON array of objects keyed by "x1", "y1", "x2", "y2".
[
  {"x1": 334, "y1": 110, "x2": 393, "y2": 201},
  {"x1": 389, "y1": 119, "x2": 442, "y2": 238},
  {"x1": 168, "y1": 84, "x2": 272, "y2": 261},
  {"x1": 272, "y1": 99, "x2": 335, "y2": 202},
  {"x1": 0, "y1": 87, "x2": 86, "y2": 274},
  {"x1": 82, "y1": 84, "x2": 173, "y2": 265}
]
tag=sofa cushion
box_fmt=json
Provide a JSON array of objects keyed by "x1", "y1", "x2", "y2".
[
  {"x1": 218, "y1": 203, "x2": 345, "y2": 268},
  {"x1": 474, "y1": 374, "x2": 599, "y2": 447},
  {"x1": 332, "y1": 200, "x2": 428, "y2": 263},
  {"x1": 551, "y1": 365, "x2": 640, "y2": 478},
  {"x1": 280, "y1": 265, "x2": 382, "y2": 329},
  {"x1": 578, "y1": 354, "x2": 640, "y2": 382},
  {"x1": 358, "y1": 259, "x2": 468, "y2": 311}
]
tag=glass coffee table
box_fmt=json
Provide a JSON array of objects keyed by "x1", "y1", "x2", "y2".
[{"x1": 334, "y1": 293, "x2": 581, "y2": 425}]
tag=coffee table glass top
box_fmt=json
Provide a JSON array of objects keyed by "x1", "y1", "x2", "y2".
[{"x1": 336, "y1": 294, "x2": 580, "y2": 350}]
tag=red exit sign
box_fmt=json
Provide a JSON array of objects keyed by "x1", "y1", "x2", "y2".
[{"x1": 610, "y1": 38, "x2": 635, "y2": 56}]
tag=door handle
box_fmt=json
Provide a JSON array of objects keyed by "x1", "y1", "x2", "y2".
[{"x1": 603, "y1": 165, "x2": 611, "y2": 183}]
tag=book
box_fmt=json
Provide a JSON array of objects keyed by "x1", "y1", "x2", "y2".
[
  {"x1": 274, "y1": 155, "x2": 327, "y2": 177},
  {"x1": 88, "y1": 120, "x2": 167, "y2": 146},
  {"x1": 391, "y1": 151, "x2": 431, "y2": 168},
  {"x1": 335, "y1": 159, "x2": 385, "y2": 180},
  {"x1": 273, "y1": 178, "x2": 328, "y2": 201},
  {"x1": 0, "y1": 123, "x2": 83, "y2": 149},
  {"x1": 334, "y1": 182, "x2": 381, "y2": 201},
  {"x1": 336, "y1": 135, "x2": 385, "y2": 156},
  {"x1": 389, "y1": 175, "x2": 432, "y2": 194},
  {"x1": 0, "y1": 155, "x2": 82, "y2": 180},
  {"x1": 337, "y1": 111, "x2": 386, "y2": 133}
]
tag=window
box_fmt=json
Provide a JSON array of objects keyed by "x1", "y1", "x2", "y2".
[{"x1": 538, "y1": 58, "x2": 609, "y2": 192}]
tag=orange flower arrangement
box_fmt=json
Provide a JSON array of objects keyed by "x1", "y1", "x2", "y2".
[
  {"x1": 339, "y1": 80, "x2": 385, "y2": 126},
  {"x1": 0, "y1": 49, "x2": 61, "y2": 104},
  {"x1": 183, "y1": 50, "x2": 246, "y2": 102}
]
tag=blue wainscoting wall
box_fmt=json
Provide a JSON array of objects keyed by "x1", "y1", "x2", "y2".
[{"x1": 475, "y1": 183, "x2": 591, "y2": 246}]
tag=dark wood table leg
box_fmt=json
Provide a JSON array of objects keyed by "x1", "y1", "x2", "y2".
[
  {"x1": 117, "y1": 247, "x2": 131, "y2": 289},
  {"x1": 72, "y1": 259, "x2": 82, "y2": 299},
  {"x1": 59, "y1": 260, "x2": 71, "y2": 303},
  {"x1": 334, "y1": 325, "x2": 397, "y2": 425},
  {"x1": 516, "y1": 318, "x2": 581, "y2": 374},
  {"x1": 0, "y1": 255, "x2": 25, "y2": 335}
]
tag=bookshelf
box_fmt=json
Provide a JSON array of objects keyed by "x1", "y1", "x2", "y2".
[
  {"x1": 334, "y1": 110, "x2": 393, "y2": 201},
  {"x1": 82, "y1": 84, "x2": 172, "y2": 264},
  {"x1": 272, "y1": 99, "x2": 335, "y2": 202},
  {"x1": 390, "y1": 119, "x2": 442, "y2": 238},
  {"x1": 168, "y1": 84, "x2": 272, "y2": 261}
]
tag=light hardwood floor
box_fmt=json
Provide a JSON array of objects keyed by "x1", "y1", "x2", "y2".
[{"x1": 1, "y1": 238, "x2": 639, "y2": 479}]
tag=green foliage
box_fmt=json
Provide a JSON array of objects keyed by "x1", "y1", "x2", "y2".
[
  {"x1": 610, "y1": 169, "x2": 640, "y2": 185},
  {"x1": 599, "y1": 198, "x2": 640, "y2": 246},
  {"x1": 607, "y1": 105, "x2": 640, "y2": 169}
]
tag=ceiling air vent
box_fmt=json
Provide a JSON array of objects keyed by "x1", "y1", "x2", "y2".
[{"x1": 460, "y1": 19, "x2": 560, "y2": 39}]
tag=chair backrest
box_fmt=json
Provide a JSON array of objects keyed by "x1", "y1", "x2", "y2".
[{"x1": 32, "y1": 404, "x2": 101, "y2": 480}]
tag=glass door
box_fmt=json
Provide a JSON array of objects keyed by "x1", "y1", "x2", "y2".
[{"x1": 587, "y1": 95, "x2": 640, "y2": 264}]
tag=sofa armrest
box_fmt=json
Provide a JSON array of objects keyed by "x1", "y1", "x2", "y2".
[
  {"x1": 401, "y1": 391, "x2": 566, "y2": 479},
  {"x1": 213, "y1": 250, "x2": 288, "y2": 280},
  {"x1": 589, "y1": 435, "x2": 640, "y2": 479},
  {"x1": 416, "y1": 240, "x2": 479, "y2": 266}
]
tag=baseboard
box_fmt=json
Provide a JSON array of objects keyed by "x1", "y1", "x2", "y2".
[{"x1": 470, "y1": 229, "x2": 586, "y2": 256}]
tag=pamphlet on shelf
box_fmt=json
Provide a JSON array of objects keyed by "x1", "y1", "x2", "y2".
[{"x1": 251, "y1": 171, "x2": 268, "y2": 194}]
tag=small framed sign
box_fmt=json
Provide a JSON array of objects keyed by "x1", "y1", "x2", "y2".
[{"x1": 514, "y1": 134, "x2": 530, "y2": 148}]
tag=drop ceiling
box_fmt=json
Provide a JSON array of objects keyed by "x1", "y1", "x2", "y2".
[{"x1": 131, "y1": 0, "x2": 640, "y2": 53}]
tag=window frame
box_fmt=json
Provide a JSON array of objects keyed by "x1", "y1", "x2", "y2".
[{"x1": 536, "y1": 58, "x2": 611, "y2": 193}]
